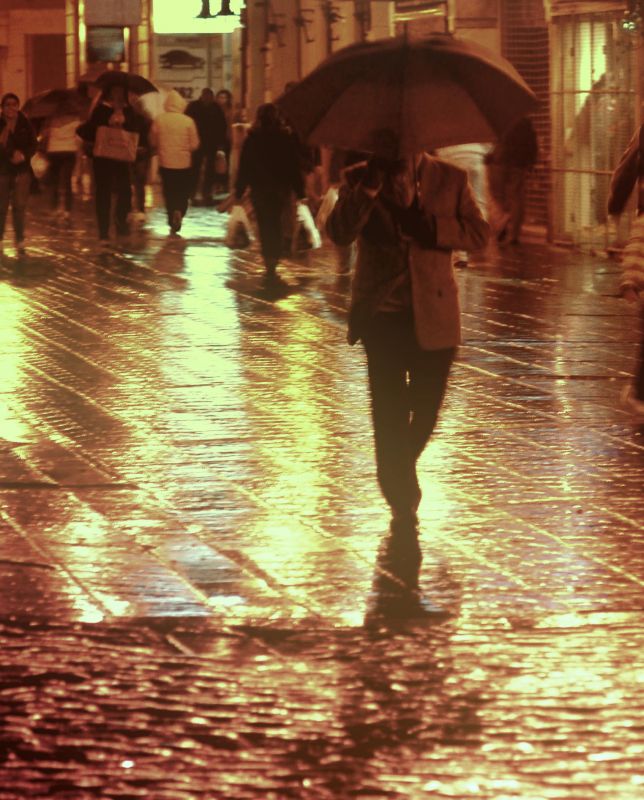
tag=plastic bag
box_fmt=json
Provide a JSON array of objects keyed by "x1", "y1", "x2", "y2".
[
  {"x1": 31, "y1": 152, "x2": 49, "y2": 180},
  {"x1": 292, "y1": 200, "x2": 322, "y2": 251},
  {"x1": 225, "y1": 204, "x2": 252, "y2": 249},
  {"x1": 315, "y1": 186, "x2": 339, "y2": 235}
]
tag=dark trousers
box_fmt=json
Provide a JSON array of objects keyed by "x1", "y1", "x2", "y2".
[
  {"x1": 251, "y1": 189, "x2": 291, "y2": 270},
  {"x1": 362, "y1": 311, "x2": 455, "y2": 517},
  {"x1": 191, "y1": 147, "x2": 215, "y2": 201},
  {"x1": 92, "y1": 157, "x2": 132, "y2": 239},
  {"x1": 159, "y1": 166, "x2": 191, "y2": 226},
  {"x1": 130, "y1": 156, "x2": 150, "y2": 213},
  {"x1": 48, "y1": 152, "x2": 76, "y2": 212},
  {"x1": 0, "y1": 170, "x2": 31, "y2": 243}
]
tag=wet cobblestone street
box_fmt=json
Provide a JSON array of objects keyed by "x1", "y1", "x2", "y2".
[{"x1": 0, "y1": 197, "x2": 643, "y2": 798}]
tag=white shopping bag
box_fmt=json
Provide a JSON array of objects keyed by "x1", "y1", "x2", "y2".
[
  {"x1": 292, "y1": 200, "x2": 322, "y2": 251},
  {"x1": 225, "y1": 204, "x2": 253, "y2": 249},
  {"x1": 315, "y1": 186, "x2": 339, "y2": 236}
]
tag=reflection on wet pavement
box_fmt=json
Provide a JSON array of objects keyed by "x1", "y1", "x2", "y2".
[{"x1": 0, "y1": 198, "x2": 642, "y2": 797}]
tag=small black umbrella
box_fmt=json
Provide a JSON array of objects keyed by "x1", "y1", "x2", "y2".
[
  {"x1": 93, "y1": 71, "x2": 158, "y2": 96},
  {"x1": 277, "y1": 33, "x2": 537, "y2": 156},
  {"x1": 22, "y1": 88, "x2": 90, "y2": 119}
]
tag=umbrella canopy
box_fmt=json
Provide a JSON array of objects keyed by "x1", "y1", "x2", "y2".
[
  {"x1": 22, "y1": 88, "x2": 90, "y2": 120},
  {"x1": 93, "y1": 71, "x2": 158, "y2": 96},
  {"x1": 276, "y1": 34, "x2": 538, "y2": 156}
]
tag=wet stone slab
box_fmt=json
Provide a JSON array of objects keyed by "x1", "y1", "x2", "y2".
[{"x1": 0, "y1": 197, "x2": 642, "y2": 797}]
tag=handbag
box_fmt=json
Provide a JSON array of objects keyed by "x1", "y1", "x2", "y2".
[{"x1": 93, "y1": 125, "x2": 139, "y2": 162}]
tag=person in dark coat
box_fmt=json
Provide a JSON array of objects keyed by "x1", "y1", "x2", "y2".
[
  {"x1": 327, "y1": 129, "x2": 489, "y2": 534},
  {"x1": 0, "y1": 92, "x2": 37, "y2": 256},
  {"x1": 234, "y1": 102, "x2": 305, "y2": 280},
  {"x1": 76, "y1": 82, "x2": 148, "y2": 248},
  {"x1": 608, "y1": 123, "x2": 644, "y2": 413},
  {"x1": 186, "y1": 88, "x2": 228, "y2": 205},
  {"x1": 486, "y1": 115, "x2": 538, "y2": 244}
]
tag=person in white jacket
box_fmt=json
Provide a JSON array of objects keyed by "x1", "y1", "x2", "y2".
[{"x1": 149, "y1": 90, "x2": 199, "y2": 234}]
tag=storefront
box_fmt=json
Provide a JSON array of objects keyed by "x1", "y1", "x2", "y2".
[{"x1": 548, "y1": 1, "x2": 641, "y2": 248}]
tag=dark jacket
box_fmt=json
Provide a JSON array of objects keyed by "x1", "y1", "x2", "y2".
[
  {"x1": 607, "y1": 124, "x2": 643, "y2": 216},
  {"x1": 0, "y1": 111, "x2": 37, "y2": 175},
  {"x1": 235, "y1": 125, "x2": 305, "y2": 200},
  {"x1": 327, "y1": 156, "x2": 489, "y2": 349},
  {"x1": 185, "y1": 99, "x2": 227, "y2": 151},
  {"x1": 76, "y1": 102, "x2": 148, "y2": 154}
]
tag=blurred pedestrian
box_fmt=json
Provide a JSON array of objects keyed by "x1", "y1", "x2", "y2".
[
  {"x1": 76, "y1": 81, "x2": 148, "y2": 249},
  {"x1": 326, "y1": 129, "x2": 489, "y2": 534},
  {"x1": 608, "y1": 123, "x2": 644, "y2": 414},
  {"x1": 486, "y1": 116, "x2": 538, "y2": 245},
  {"x1": 435, "y1": 142, "x2": 491, "y2": 266},
  {"x1": 186, "y1": 88, "x2": 228, "y2": 205},
  {"x1": 149, "y1": 90, "x2": 200, "y2": 236},
  {"x1": 214, "y1": 88, "x2": 233, "y2": 194},
  {"x1": 43, "y1": 111, "x2": 81, "y2": 222},
  {"x1": 234, "y1": 102, "x2": 305, "y2": 281},
  {"x1": 0, "y1": 92, "x2": 37, "y2": 256},
  {"x1": 130, "y1": 100, "x2": 152, "y2": 223}
]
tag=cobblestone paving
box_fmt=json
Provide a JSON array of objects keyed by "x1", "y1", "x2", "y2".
[{"x1": 0, "y1": 198, "x2": 642, "y2": 798}]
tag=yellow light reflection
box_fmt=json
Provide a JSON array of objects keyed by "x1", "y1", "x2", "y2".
[{"x1": 0, "y1": 288, "x2": 33, "y2": 442}]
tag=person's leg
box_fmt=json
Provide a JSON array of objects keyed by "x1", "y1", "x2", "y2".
[
  {"x1": 0, "y1": 174, "x2": 12, "y2": 244},
  {"x1": 133, "y1": 157, "x2": 147, "y2": 213},
  {"x1": 93, "y1": 159, "x2": 112, "y2": 240},
  {"x1": 166, "y1": 169, "x2": 184, "y2": 231},
  {"x1": 252, "y1": 191, "x2": 286, "y2": 274},
  {"x1": 11, "y1": 171, "x2": 32, "y2": 247},
  {"x1": 60, "y1": 153, "x2": 75, "y2": 213},
  {"x1": 114, "y1": 162, "x2": 132, "y2": 235},
  {"x1": 159, "y1": 167, "x2": 173, "y2": 226},
  {"x1": 177, "y1": 167, "x2": 191, "y2": 218},
  {"x1": 48, "y1": 153, "x2": 62, "y2": 211},
  {"x1": 507, "y1": 167, "x2": 527, "y2": 243},
  {"x1": 202, "y1": 149, "x2": 216, "y2": 203},
  {"x1": 191, "y1": 149, "x2": 204, "y2": 200},
  {"x1": 408, "y1": 347, "x2": 456, "y2": 463},
  {"x1": 635, "y1": 308, "x2": 644, "y2": 402},
  {"x1": 363, "y1": 313, "x2": 418, "y2": 521}
]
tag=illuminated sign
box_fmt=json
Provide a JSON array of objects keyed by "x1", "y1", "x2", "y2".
[
  {"x1": 152, "y1": 0, "x2": 244, "y2": 34},
  {"x1": 86, "y1": 27, "x2": 126, "y2": 63}
]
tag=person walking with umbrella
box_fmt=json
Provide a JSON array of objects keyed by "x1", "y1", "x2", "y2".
[
  {"x1": 327, "y1": 130, "x2": 489, "y2": 534},
  {"x1": 608, "y1": 122, "x2": 644, "y2": 414},
  {"x1": 76, "y1": 79, "x2": 148, "y2": 249},
  {"x1": 0, "y1": 92, "x2": 37, "y2": 256}
]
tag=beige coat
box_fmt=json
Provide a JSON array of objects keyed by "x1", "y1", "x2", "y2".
[
  {"x1": 149, "y1": 90, "x2": 200, "y2": 170},
  {"x1": 327, "y1": 154, "x2": 489, "y2": 350}
]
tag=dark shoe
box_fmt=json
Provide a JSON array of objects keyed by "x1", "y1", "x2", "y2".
[{"x1": 171, "y1": 210, "x2": 182, "y2": 233}]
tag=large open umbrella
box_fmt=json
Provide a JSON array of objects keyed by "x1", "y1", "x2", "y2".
[
  {"x1": 276, "y1": 34, "x2": 537, "y2": 156},
  {"x1": 22, "y1": 88, "x2": 90, "y2": 120},
  {"x1": 93, "y1": 70, "x2": 157, "y2": 96}
]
